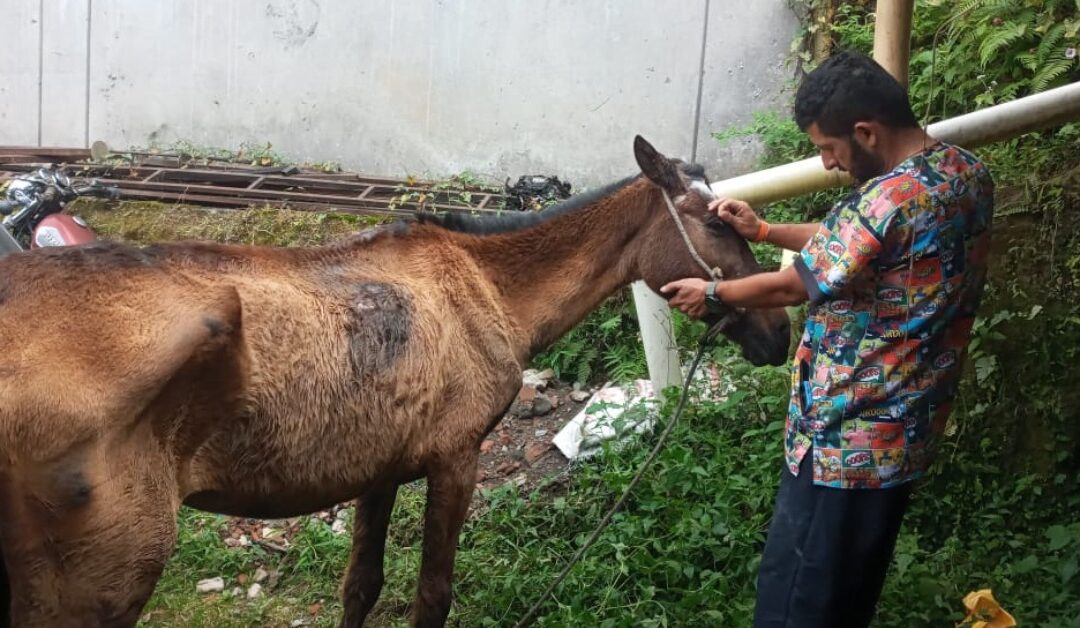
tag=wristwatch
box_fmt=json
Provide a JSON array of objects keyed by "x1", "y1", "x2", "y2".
[{"x1": 704, "y1": 281, "x2": 725, "y2": 312}]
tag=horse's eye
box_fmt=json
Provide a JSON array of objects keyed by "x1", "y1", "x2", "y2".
[{"x1": 704, "y1": 217, "x2": 729, "y2": 236}]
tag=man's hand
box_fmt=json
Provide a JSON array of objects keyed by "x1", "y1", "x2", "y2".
[
  {"x1": 660, "y1": 278, "x2": 710, "y2": 318},
  {"x1": 709, "y1": 198, "x2": 763, "y2": 241}
]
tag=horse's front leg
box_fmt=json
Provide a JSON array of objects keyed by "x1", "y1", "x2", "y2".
[
  {"x1": 341, "y1": 484, "x2": 400, "y2": 628},
  {"x1": 411, "y1": 454, "x2": 478, "y2": 628}
]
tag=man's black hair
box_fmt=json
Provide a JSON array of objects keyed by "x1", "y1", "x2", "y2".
[{"x1": 793, "y1": 50, "x2": 920, "y2": 136}]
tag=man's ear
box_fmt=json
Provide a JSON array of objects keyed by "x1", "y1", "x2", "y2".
[
  {"x1": 633, "y1": 135, "x2": 686, "y2": 196},
  {"x1": 852, "y1": 121, "x2": 878, "y2": 149}
]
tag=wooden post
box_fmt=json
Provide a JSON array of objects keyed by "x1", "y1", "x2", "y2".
[{"x1": 873, "y1": 0, "x2": 915, "y2": 86}]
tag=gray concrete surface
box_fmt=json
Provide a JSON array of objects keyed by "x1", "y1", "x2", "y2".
[{"x1": 0, "y1": 0, "x2": 799, "y2": 187}]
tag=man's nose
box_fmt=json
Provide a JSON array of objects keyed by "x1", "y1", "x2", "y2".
[{"x1": 821, "y1": 154, "x2": 839, "y2": 171}]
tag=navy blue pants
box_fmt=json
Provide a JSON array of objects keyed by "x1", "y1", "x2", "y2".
[{"x1": 753, "y1": 451, "x2": 913, "y2": 628}]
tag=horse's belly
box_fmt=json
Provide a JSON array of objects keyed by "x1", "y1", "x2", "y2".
[
  {"x1": 183, "y1": 487, "x2": 359, "y2": 519},
  {"x1": 183, "y1": 413, "x2": 422, "y2": 518}
]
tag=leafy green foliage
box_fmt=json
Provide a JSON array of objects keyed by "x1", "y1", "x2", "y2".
[
  {"x1": 827, "y1": 0, "x2": 1080, "y2": 119},
  {"x1": 388, "y1": 171, "x2": 501, "y2": 211}
]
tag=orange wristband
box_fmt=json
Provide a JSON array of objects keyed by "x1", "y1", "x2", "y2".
[{"x1": 754, "y1": 220, "x2": 770, "y2": 243}]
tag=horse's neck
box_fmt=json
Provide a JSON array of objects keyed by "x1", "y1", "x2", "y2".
[{"x1": 462, "y1": 180, "x2": 658, "y2": 361}]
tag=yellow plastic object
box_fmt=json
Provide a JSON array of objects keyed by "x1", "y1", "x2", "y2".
[{"x1": 957, "y1": 589, "x2": 1017, "y2": 628}]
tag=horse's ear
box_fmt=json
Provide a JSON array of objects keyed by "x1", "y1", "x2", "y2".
[{"x1": 634, "y1": 135, "x2": 685, "y2": 196}]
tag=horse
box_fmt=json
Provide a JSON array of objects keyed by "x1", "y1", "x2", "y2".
[{"x1": 0, "y1": 136, "x2": 790, "y2": 627}]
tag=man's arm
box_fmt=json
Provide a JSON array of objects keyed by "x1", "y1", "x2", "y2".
[
  {"x1": 711, "y1": 198, "x2": 818, "y2": 251},
  {"x1": 660, "y1": 265, "x2": 808, "y2": 318},
  {"x1": 762, "y1": 223, "x2": 820, "y2": 252}
]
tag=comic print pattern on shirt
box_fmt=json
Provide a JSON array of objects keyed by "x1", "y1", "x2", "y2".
[{"x1": 789, "y1": 142, "x2": 994, "y2": 488}]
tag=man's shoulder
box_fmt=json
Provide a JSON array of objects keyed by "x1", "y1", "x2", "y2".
[
  {"x1": 838, "y1": 170, "x2": 921, "y2": 230},
  {"x1": 938, "y1": 141, "x2": 986, "y2": 166},
  {"x1": 844, "y1": 143, "x2": 993, "y2": 219}
]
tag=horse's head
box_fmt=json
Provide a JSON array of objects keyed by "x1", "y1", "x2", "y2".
[{"x1": 631, "y1": 135, "x2": 791, "y2": 366}]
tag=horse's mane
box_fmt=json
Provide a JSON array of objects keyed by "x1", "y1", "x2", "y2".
[{"x1": 417, "y1": 160, "x2": 709, "y2": 236}]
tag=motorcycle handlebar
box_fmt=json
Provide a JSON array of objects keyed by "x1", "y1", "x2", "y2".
[{"x1": 73, "y1": 185, "x2": 122, "y2": 200}]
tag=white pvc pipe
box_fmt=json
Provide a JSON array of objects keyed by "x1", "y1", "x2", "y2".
[
  {"x1": 928, "y1": 80, "x2": 1080, "y2": 147},
  {"x1": 631, "y1": 281, "x2": 683, "y2": 395},
  {"x1": 709, "y1": 80, "x2": 1080, "y2": 207}
]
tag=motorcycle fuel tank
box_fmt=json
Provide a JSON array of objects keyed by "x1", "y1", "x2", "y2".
[{"x1": 31, "y1": 214, "x2": 98, "y2": 249}]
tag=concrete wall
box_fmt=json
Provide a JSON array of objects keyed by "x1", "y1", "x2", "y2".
[{"x1": 0, "y1": 0, "x2": 799, "y2": 187}]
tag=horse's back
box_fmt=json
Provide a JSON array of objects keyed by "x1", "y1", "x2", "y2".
[{"x1": 0, "y1": 236, "x2": 521, "y2": 507}]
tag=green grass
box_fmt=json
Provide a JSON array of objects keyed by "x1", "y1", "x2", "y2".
[{"x1": 72, "y1": 201, "x2": 385, "y2": 248}]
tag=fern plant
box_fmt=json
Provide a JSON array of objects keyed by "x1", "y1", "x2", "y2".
[{"x1": 828, "y1": 0, "x2": 1079, "y2": 122}]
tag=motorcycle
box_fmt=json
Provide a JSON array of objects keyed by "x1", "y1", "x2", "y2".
[{"x1": 0, "y1": 165, "x2": 120, "y2": 259}]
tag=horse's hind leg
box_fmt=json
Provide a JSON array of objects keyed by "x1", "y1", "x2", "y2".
[
  {"x1": 411, "y1": 454, "x2": 478, "y2": 628},
  {"x1": 341, "y1": 484, "x2": 399, "y2": 628}
]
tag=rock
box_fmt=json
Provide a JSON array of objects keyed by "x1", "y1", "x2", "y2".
[
  {"x1": 498, "y1": 430, "x2": 513, "y2": 445},
  {"x1": 230, "y1": 587, "x2": 243, "y2": 597},
  {"x1": 290, "y1": 621, "x2": 310, "y2": 628},
  {"x1": 254, "y1": 567, "x2": 269, "y2": 583},
  {"x1": 225, "y1": 534, "x2": 250, "y2": 548},
  {"x1": 534, "y1": 429, "x2": 549, "y2": 437},
  {"x1": 525, "y1": 442, "x2": 551, "y2": 464},
  {"x1": 495, "y1": 461, "x2": 521, "y2": 475},
  {"x1": 332, "y1": 518, "x2": 348, "y2": 535},
  {"x1": 237, "y1": 573, "x2": 249, "y2": 585},
  {"x1": 196, "y1": 577, "x2": 225, "y2": 594},
  {"x1": 507, "y1": 402, "x2": 531, "y2": 419},
  {"x1": 573, "y1": 381, "x2": 586, "y2": 391},
  {"x1": 247, "y1": 583, "x2": 264, "y2": 599},
  {"x1": 532, "y1": 396, "x2": 554, "y2": 416},
  {"x1": 522, "y1": 369, "x2": 554, "y2": 391},
  {"x1": 569, "y1": 390, "x2": 591, "y2": 403},
  {"x1": 480, "y1": 439, "x2": 495, "y2": 453},
  {"x1": 517, "y1": 385, "x2": 538, "y2": 402},
  {"x1": 267, "y1": 570, "x2": 282, "y2": 590}
]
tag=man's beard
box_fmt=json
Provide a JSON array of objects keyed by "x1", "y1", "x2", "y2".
[{"x1": 848, "y1": 137, "x2": 887, "y2": 183}]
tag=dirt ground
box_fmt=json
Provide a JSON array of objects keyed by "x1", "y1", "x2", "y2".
[{"x1": 475, "y1": 380, "x2": 586, "y2": 495}]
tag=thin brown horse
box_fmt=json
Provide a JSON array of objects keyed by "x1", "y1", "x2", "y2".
[{"x1": 0, "y1": 137, "x2": 790, "y2": 627}]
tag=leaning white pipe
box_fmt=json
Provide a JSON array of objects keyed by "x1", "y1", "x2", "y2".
[
  {"x1": 710, "y1": 80, "x2": 1080, "y2": 206},
  {"x1": 929, "y1": 80, "x2": 1080, "y2": 146}
]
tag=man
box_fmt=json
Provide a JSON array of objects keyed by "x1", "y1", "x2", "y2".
[{"x1": 661, "y1": 50, "x2": 994, "y2": 627}]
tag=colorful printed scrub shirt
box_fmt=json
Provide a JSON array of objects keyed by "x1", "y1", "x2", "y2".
[{"x1": 790, "y1": 142, "x2": 994, "y2": 489}]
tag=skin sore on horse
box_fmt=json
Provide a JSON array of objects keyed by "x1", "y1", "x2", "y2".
[{"x1": 347, "y1": 282, "x2": 413, "y2": 374}]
